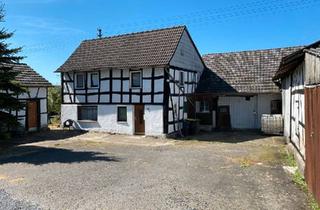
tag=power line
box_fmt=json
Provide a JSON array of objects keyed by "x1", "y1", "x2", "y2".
[{"x1": 23, "y1": 0, "x2": 320, "y2": 54}]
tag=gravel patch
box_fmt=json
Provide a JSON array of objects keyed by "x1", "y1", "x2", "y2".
[{"x1": 0, "y1": 189, "x2": 40, "y2": 210}]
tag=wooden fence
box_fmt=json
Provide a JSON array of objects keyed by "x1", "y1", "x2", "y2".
[{"x1": 305, "y1": 86, "x2": 320, "y2": 203}]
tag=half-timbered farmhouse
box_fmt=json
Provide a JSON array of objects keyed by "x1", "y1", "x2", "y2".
[
  {"x1": 273, "y1": 41, "x2": 320, "y2": 202},
  {"x1": 4, "y1": 64, "x2": 52, "y2": 131},
  {"x1": 57, "y1": 26, "x2": 205, "y2": 136},
  {"x1": 194, "y1": 46, "x2": 302, "y2": 131}
]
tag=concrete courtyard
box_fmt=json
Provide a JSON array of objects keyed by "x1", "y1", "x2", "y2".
[{"x1": 0, "y1": 130, "x2": 308, "y2": 210}]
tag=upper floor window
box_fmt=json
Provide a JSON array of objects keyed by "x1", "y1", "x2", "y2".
[
  {"x1": 75, "y1": 73, "x2": 85, "y2": 89},
  {"x1": 179, "y1": 71, "x2": 184, "y2": 86},
  {"x1": 89, "y1": 72, "x2": 99, "y2": 88},
  {"x1": 130, "y1": 71, "x2": 142, "y2": 88}
]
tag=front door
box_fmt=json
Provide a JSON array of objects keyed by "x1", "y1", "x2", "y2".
[
  {"x1": 217, "y1": 106, "x2": 231, "y2": 130},
  {"x1": 27, "y1": 100, "x2": 39, "y2": 131},
  {"x1": 134, "y1": 105, "x2": 145, "y2": 135}
]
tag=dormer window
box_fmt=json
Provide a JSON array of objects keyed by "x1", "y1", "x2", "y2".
[
  {"x1": 130, "y1": 71, "x2": 142, "y2": 88},
  {"x1": 75, "y1": 73, "x2": 85, "y2": 89}
]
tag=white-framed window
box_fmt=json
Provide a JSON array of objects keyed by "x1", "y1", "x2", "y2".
[
  {"x1": 179, "y1": 71, "x2": 184, "y2": 86},
  {"x1": 89, "y1": 72, "x2": 99, "y2": 88},
  {"x1": 130, "y1": 71, "x2": 142, "y2": 88},
  {"x1": 196, "y1": 100, "x2": 209, "y2": 113},
  {"x1": 78, "y1": 106, "x2": 97, "y2": 121},
  {"x1": 117, "y1": 106, "x2": 127, "y2": 122},
  {"x1": 75, "y1": 73, "x2": 85, "y2": 89}
]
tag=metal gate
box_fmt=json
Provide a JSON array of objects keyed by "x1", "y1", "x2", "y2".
[{"x1": 305, "y1": 86, "x2": 320, "y2": 203}]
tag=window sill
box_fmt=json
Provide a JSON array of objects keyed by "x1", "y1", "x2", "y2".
[
  {"x1": 117, "y1": 121, "x2": 128, "y2": 124},
  {"x1": 130, "y1": 87, "x2": 142, "y2": 89},
  {"x1": 88, "y1": 87, "x2": 99, "y2": 89},
  {"x1": 78, "y1": 120, "x2": 98, "y2": 123}
]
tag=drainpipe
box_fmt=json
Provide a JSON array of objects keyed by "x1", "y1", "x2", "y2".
[{"x1": 289, "y1": 74, "x2": 293, "y2": 141}]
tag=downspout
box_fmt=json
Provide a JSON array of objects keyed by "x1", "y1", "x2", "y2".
[{"x1": 289, "y1": 74, "x2": 293, "y2": 141}]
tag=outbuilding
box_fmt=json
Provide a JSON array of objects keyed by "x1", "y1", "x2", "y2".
[
  {"x1": 273, "y1": 40, "x2": 320, "y2": 203},
  {"x1": 7, "y1": 64, "x2": 52, "y2": 131},
  {"x1": 194, "y1": 46, "x2": 301, "y2": 130}
]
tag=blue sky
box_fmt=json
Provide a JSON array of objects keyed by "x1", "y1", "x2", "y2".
[{"x1": 3, "y1": 0, "x2": 320, "y2": 85}]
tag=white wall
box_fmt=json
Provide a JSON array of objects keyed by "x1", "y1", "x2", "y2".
[
  {"x1": 61, "y1": 104, "x2": 164, "y2": 136},
  {"x1": 257, "y1": 94, "x2": 282, "y2": 128},
  {"x1": 281, "y1": 61, "x2": 306, "y2": 173},
  {"x1": 3, "y1": 87, "x2": 48, "y2": 130},
  {"x1": 218, "y1": 96, "x2": 256, "y2": 129},
  {"x1": 63, "y1": 68, "x2": 164, "y2": 104},
  {"x1": 61, "y1": 104, "x2": 134, "y2": 134},
  {"x1": 218, "y1": 94, "x2": 281, "y2": 129},
  {"x1": 167, "y1": 68, "x2": 197, "y2": 133},
  {"x1": 282, "y1": 76, "x2": 291, "y2": 138},
  {"x1": 144, "y1": 105, "x2": 163, "y2": 136},
  {"x1": 290, "y1": 64, "x2": 305, "y2": 158}
]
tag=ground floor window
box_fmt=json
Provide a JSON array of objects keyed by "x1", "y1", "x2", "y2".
[
  {"x1": 117, "y1": 106, "x2": 127, "y2": 122},
  {"x1": 196, "y1": 100, "x2": 209, "y2": 113},
  {"x1": 271, "y1": 100, "x2": 281, "y2": 114},
  {"x1": 78, "y1": 106, "x2": 97, "y2": 121}
]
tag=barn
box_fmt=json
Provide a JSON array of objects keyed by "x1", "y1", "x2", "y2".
[
  {"x1": 273, "y1": 40, "x2": 320, "y2": 203},
  {"x1": 56, "y1": 26, "x2": 205, "y2": 136},
  {"x1": 4, "y1": 64, "x2": 52, "y2": 132},
  {"x1": 193, "y1": 47, "x2": 301, "y2": 131}
]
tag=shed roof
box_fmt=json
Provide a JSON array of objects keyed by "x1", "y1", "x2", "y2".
[
  {"x1": 198, "y1": 46, "x2": 303, "y2": 94},
  {"x1": 12, "y1": 64, "x2": 52, "y2": 87},
  {"x1": 273, "y1": 41, "x2": 320, "y2": 80},
  {"x1": 57, "y1": 26, "x2": 187, "y2": 72}
]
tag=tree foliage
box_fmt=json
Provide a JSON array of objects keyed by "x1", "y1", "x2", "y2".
[
  {"x1": 0, "y1": 4, "x2": 26, "y2": 134},
  {"x1": 48, "y1": 86, "x2": 61, "y2": 115}
]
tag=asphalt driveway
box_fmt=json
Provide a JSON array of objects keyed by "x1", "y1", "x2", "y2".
[{"x1": 0, "y1": 131, "x2": 308, "y2": 210}]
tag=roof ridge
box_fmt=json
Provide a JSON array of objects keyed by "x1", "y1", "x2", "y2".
[
  {"x1": 83, "y1": 25, "x2": 186, "y2": 42},
  {"x1": 202, "y1": 45, "x2": 304, "y2": 57}
]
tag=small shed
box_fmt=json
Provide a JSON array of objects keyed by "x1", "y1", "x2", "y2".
[
  {"x1": 273, "y1": 40, "x2": 320, "y2": 204},
  {"x1": 9, "y1": 64, "x2": 52, "y2": 131}
]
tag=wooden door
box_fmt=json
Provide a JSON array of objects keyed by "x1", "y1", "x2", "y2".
[
  {"x1": 305, "y1": 86, "x2": 320, "y2": 204},
  {"x1": 27, "y1": 100, "x2": 39, "y2": 131},
  {"x1": 134, "y1": 105, "x2": 145, "y2": 135},
  {"x1": 217, "y1": 106, "x2": 231, "y2": 130}
]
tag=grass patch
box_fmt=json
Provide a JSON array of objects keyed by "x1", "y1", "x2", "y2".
[
  {"x1": 240, "y1": 158, "x2": 252, "y2": 168},
  {"x1": 293, "y1": 170, "x2": 307, "y2": 192},
  {"x1": 282, "y1": 151, "x2": 320, "y2": 210},
  {"x1": 292, "y1": 171, "x2": 320, "y2": 210},
  {"x1": 281, "y1": 149, "x2": 297, "y2": 167}
]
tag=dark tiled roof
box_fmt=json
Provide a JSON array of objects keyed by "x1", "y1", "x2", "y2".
[
  {"x1": 57, "y1": 26, "x2": 186, "y2": 72},
  {"x1": 12, "y1": 64, "x2": 52, "y2": 87},
  {"x1": 198, "y1": 46, "x2": 303, "y2": 94},
  {"x1": 274, "y1": 41, "x2": 320, "y2": 80},
  {"x1": 306, "y1": 47, "x2": 320, "y2": 57}
]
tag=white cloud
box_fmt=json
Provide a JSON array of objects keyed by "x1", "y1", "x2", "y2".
[{"x1": 9, "y1": 15, "x2": 85, "y2": 35}]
